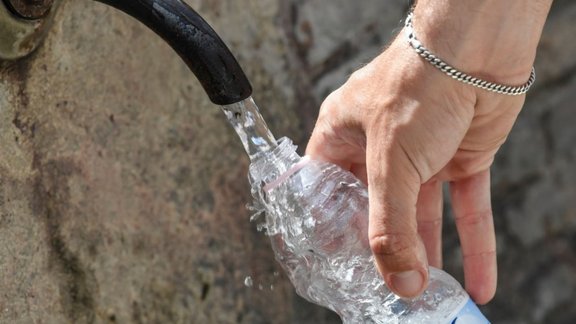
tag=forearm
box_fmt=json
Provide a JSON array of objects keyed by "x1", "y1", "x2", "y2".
[{"x1": 412, "y1": 0, "x2": 553, "y2": 84}]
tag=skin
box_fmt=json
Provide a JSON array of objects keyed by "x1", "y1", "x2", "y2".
[{"x1": 306, "y1": 0, "x2": 553, "y2": 304}]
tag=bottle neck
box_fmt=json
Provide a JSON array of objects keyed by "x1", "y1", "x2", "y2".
[{"x1": 248, "y1": 137, "x2": 302, "y2": 188}]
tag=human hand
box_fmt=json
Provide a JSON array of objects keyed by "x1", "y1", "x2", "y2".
[{"x1": 306, "y1": 1, "x2": 551, "y2": 304}]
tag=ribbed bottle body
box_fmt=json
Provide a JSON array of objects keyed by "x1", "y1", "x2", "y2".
[{"x1": 249, "y1": 137, "x2": 482, "y2": 324}]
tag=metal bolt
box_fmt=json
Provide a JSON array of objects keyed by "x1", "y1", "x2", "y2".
[
  {"x1": 4, "y1": 0, "x2": 54, "y2": 20},
  {"x1": 0, "y1": 0, "x2": 59, "y2": 59}
]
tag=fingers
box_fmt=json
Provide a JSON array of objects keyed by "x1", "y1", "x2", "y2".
[
  {"x1": 306, "y1": 126, "x2": 352, "y2": 171},
  {"x1": 449, "y1": 169, "x2": 497, "y2": 305},
  {"x1": 305, "y1": 94, "x2": 366, "y2": 171},
  {"x1": 367, "y1": 141, "x2": 429, "y2": 298},
  {"x1": 416, "y1": 180, "x2": 443, "y2": 268}
]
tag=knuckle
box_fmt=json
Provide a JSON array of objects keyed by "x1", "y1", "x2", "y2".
[
  {"x1": 455, "y1": 209, "x2": 492, "y2": 227},
  {"x1": 463, "y1": 133, "x2": 507, "y2": 153},
  {"x1": 348, "y1": 67, "x2": 370, "y2": 84},
  {"x1": 447, "y1": 156, "x2": 493, "y2": 180},
  {"x1": 462, "y1": 249, "x2": 496, "y2": 260},
  {"x1": 318, "y1": 93, "x2": 340, "y2": 119},
  {"x1": 369, "y1": 233, "x2": 416, "y2": 257},
  {"x1": 417, "y1": 218, "x2": 442, "y2": 235}
]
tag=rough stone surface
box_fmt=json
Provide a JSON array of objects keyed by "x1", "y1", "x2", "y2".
[
  {"x1": 0, "y1": 0, "x2": 575, "y2": 323},
  {"x1": 0, "y1": 0, "x2": 313, "y2": 323}
]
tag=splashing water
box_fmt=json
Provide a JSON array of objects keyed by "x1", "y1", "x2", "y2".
[
  {"x1": 221, "y1": 97, "x2": 277, "y2": 229},
  {"x1": 244, "y1": 276, "x2": 254, "y2": 288}
]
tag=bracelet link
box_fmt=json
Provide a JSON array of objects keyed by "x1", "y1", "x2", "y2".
[{"x1": 405, "y1": 13, "x2": 536, "y2": 96}]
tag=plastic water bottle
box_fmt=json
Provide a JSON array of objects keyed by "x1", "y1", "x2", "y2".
[{"x1": 249, "y1": 137, "x2": 489, "y2": 324}]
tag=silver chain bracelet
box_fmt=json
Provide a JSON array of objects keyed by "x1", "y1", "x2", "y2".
[{"x1": 405, "y1": 13, "x2": 536, "y2": 96}]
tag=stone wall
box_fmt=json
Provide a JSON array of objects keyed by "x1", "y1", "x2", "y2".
[{"x1": 0, "y1": 0, "x2": 574, "y2": 323}]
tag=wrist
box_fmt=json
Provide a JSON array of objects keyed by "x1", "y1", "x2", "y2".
[{"x1": 412, "y1": 0, "x2": 552, "y2": 85}]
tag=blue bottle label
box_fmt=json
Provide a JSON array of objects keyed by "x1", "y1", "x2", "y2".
[{"x1": 449, "y1": 298, "x2": 490, "y2": 324}]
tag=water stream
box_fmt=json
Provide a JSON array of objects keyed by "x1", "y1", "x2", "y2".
[{"x1": 221, "y1": 97, "x2": 277, "y2": 159}]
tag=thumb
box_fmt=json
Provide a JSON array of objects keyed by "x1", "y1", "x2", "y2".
[{"x1": 367, "y1": 139, "x2": 429, "y2": 298}]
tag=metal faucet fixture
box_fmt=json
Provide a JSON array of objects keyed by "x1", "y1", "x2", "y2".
[{"x1": 1, "y1": 0, "x2": 253, "y2": 105}]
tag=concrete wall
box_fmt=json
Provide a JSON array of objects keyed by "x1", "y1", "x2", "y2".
[{"x1": 0, "y1": 0, "x2": 574, "y2": 323}]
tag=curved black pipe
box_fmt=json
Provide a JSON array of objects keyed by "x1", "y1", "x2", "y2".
[{"x1": 95, "y1": 0, "x2": 252, "y2": 105}]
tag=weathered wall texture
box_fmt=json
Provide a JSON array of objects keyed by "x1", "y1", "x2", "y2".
[{"x1": 0, "y1": 0, "x2": 574, "y2": 323}]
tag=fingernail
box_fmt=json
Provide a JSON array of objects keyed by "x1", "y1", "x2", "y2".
[{"x1": 389, "y1": 270, "x2": 425, "y2": 297}]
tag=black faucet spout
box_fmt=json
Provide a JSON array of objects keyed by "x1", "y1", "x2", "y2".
[{"x1": 95, "y1": 0, "x2": 252, "y2": 105}]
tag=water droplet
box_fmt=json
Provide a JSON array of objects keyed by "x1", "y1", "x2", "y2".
[
  {"x1": 256, "y1": 222, "x2": 268, "y2": 232},
  {"x1": 244, "y1": 276, "x2": 253, "y2": 287}
]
